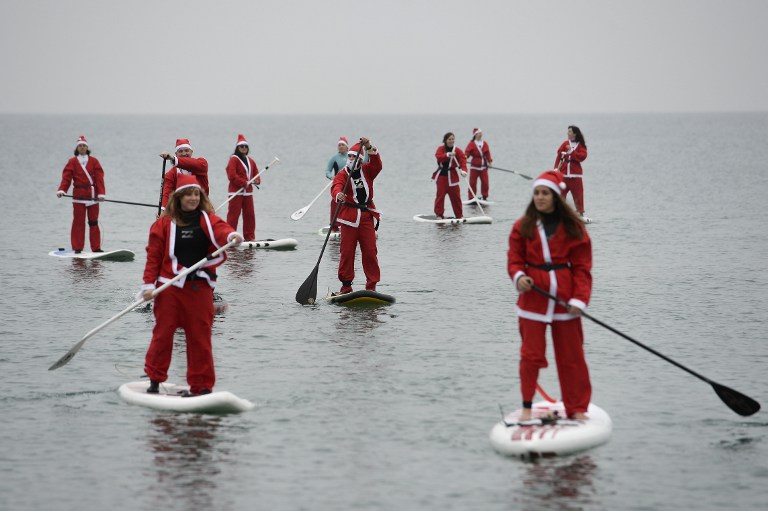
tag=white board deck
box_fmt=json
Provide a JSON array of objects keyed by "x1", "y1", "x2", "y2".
[
  {"x1": 49, "y1": 248, "x2": 135, "y2": 261},
  {"x1": 462, "y1": 198, "x2": 495, "y2": 206},
  {"x1": 118, "y1": 381, "x2": 255, "y2": 414},
  {"x1": 317, "y1": 226, "x2": 378, "y2": 239},
  {"x1": 413, "y1": 214, "x2": 493, "y2": 225},
  {"x1": 489, "y1": 401, "x2": 611, "y2": 459},
  {"x1": 580, "y1": 216, "x2": 594, "y2": 224},
  {"x1": 237, "y1": 238, "x2": 298, "y2": 250}
]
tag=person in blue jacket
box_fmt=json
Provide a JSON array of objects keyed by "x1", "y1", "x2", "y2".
[{"x1": 325, "y1": 137, "x2": 349, "y2": 232}]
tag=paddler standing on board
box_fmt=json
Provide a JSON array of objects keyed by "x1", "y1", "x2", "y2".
[
  {"x1": 555, "y1": 125, "x2": 588, "y2": 218},
  {"x1": 225, "y1": 134, "x2": 261, "y2": 241},
  {"x1": 464, "y1": 128, "x2": 493, "y2": 201},
  {"x1": 433, "y1": 132, "x2": 467, "y2": 219},
  {"x1": 159, "y1": 138, "x2": 209, "y2": 213},
  {"x1": 332, "y1": 137, "x2": 382, "y2": 294},
  {"x1": 507, "y1": 170, "x2": 593, "y2": 422},
  {"x1": 325, "y1": 137, "x2": 349, "y2": 233},
  {"x1": 56, "y1": 135, "x2": 106, "y2": 253}
]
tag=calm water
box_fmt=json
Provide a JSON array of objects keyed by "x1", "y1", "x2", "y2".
[{"x1": 1, "y1": 113, "x2": 766, "y2": 511}]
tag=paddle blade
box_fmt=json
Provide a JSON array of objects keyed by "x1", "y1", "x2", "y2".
[
  {"x1": 712, "y1": 382, "x2": 761, "y2": 417},
  {"x1": 48, "y1": 338, "x2": 87, "y2": 371},
  {"x1": 290, "y1": 208, "x2": 307, "y2": 221},
  {"x1": 295, "y1": 265, "x2": 319, "y2": 305}
]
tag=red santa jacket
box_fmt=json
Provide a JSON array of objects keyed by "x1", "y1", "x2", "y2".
[
  {"x1": 433, "y1": 146, "x2": 467, "y2": 186},
  {"x1": 226, "y1": 155, "x2": 261, "y2": 196},
  {"x1": 331, "y1": 149, "x2": 382, "y2": 228},
  {"x1": 141, "y1": 210, "x2": 233, "y2": 291},
  {"x1": 507, "y1": 218, "x2": 592, "y2": 323},
  {"x1": 554, "y1": 141, "x2": 588, "y2": 177},
  {"x1": 161, "y1": 157, "x2": 209, "y2": 208},
  {"x1": 58, "y1": 155, "x2": 106, "y2": 204},
  {"x1": 464, "y1": 140, "x2": 492, "y2": 171}
]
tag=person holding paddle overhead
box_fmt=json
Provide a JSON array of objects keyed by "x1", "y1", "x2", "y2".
[
  {"x1": 141, "y1": 174, "x2": 243, "y2": 396},
  {"x1": 555, "y1": 125, "x2": 588, "y2": 217},
  {"x1": 464, "y1": 128, "x2": 493, "y2": 201},
  {"x1": 433, "y1": 132, "x2": 467, "y2": 219},
  {"x1": 325, "y1": 137, "x2": 349, "y2": 233},
  {"x1": 159, "y1": 138, "x2": 209, "y2": 212},
  {"x1": 508, "y1": 170, "x2": 592, "y2": 422},
  {"x1": 332, "y1": 138, "x2": 382, "y2": 294},
  {"x1": 56, "y1": 135, "x2": 106, "y2": 253},
  {"x1": 225, "y1": 134, "x2": 261, "y2": 241}
]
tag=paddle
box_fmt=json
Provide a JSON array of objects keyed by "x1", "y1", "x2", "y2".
[
  {"x1": 48, "y1": 239, "x2": 239, "y2": 371},
  {"x1": 157, "y1": 158, "x2": 167, "y2": 217},
  {"x1": 215, "y1": 156, "x2": 280, "y2": 212},
  {"x1": 64, "y1": 195, "x2": 155, "y2": 208},
  {"x1": 530, "y1": 285, "x2": 761, "y2": 417},
  {"x1": 452, "y1": 154, "x2": 488, "y2": 218},
  {"x1": 291, "y1": 180, "x2": 333, "y2": 221},
  {"x1": 488, "y1": 166, "x2": 533, "y2": 180},
  {"x1": 295, "y1": 142, "x2": 362, "y2": 305}
]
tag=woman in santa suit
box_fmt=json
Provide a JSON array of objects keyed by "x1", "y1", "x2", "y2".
[
  {"x1": 159, "y1": 138, "x2": 209, "y2": 211},
  {"x1": 332, "y1": 137, "x2": 382, "y2": 294},
  {"x1": 507, "y1": 170, "x2": 592, "y2": 422},
  {"x1": 433, "y1": 132, "x2": 467, "y2": 219},
  {"x1": 225, "y1": 134, "x2": 261, "y2": 241},
  {"x1": 140, "y1": 174, "x2": 243, "y2": 396},
  {"x1": 56, "y1": 135, "x2": 106, "y2": 253},
  {"x1": 554, "y1": 125, "x2": 588, "y2": 217},
  {"x1": 464, "y1": 128, "x2": 493, "y2": 200}
]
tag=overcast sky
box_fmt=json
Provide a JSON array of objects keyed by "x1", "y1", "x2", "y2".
[{"x1": 2, "y1": 0, "x2": 767, "y2": 115}]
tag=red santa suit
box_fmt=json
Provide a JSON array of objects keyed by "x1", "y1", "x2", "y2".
[
  {"x1": 507, "y1": 171, "x2": 593, "y2": 418},
  {"x1": 141, "y1": 177, "x2": 237, "y2": 395},
  {"x1": 433, "y1": 145, "x2": 467, "y2": 218},
  {"x1": 225, "y1": 136, "x2": 261, "y2": 240},
  {"x1": 161, "y1": 155, "x2": 209, "y2": 209},
  {"x1": 57, "y1": 139, "x2": 106, "y2": 251},
  {"x1": 331, "y1": 143, "x2": 382, "y2": 293},
  {"x1": 464, "y1": 130, "x2": 492, "y2": 200},
  {"x1": 555, "y1": 140, "x2": 588, "y2": 214}
]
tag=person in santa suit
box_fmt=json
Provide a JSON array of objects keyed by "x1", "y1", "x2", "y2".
[
  {"x1": 159, "y1": 138, "x2": 209, "y2": 212},
  {"x1": 225, "y1": 134, "x2": 261, "y2": 241},
  {"x1": 507, "y1": 170, "x2": 592, "y2": 422},
  {"x1": 464, "y1": 128, "x2": 493, "y2": 200},
  {"x1": 56, "y1": 135, "x2": 106, "y2": 253},
  {"x1": 141, "y1": 174, "x2": 243, "y2": 396},
  {"x1": 555, "y1": 125, "x2": 588, "y2": 217},
  {"x1": 325, "y1": 137, "x2": 349, "y2": 233},
  {"x1": 433, "y1": 132, "x2": 468, "y2": 219},
  {"x1": 331, "y1": 137, "x2": 382, "y2": 294}
]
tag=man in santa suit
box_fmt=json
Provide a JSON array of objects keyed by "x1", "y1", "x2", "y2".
[
  {"x1": 464, "y1": 128, "x2": 493, "y2": 200},
  {"x1": 56, "y1": 135, "x2": 106, "y2": 253},
  {"x1": 225, "y1": 134, "x2": 261, "y2": 241},
  {"x1": 159, "y1": 138, "x2": 209, "y2": 212},
  {"x1": 331, "y1": 137, "x2": 382, "y2": 294}
]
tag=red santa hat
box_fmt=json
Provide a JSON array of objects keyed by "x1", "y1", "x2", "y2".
[
  {"x1": 473, "y1": 128, "x2": 482, "y2": 136},
  {"x1": 75, "y1": 135, "x2": 88, "y2": 148},
  {"x1": 236, "y1": 134, "x2": 248, "y2": 146},
  {"x1": 337, "y1": 137, "x2": 349, "y2": 148},
  {"x1": 347, "y1": 142, "x2": 366, "y2": 161},
  {"x1": 175, "y1": 138, "x2": 193, "y2": 152},
  {"x1": 174, "y1": 174, "x2": 202, "y2": 195},
  {"x1": 533, "y1": 170, "x2": 567, "y2": 196}
]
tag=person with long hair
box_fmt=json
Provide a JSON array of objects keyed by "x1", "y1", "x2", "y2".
[
  {"x1": 507, "y1": 170, "x2": 593, "y2": 422},
  {"x1": 140, "y1": 174, "x2": 243, "y2": 396},
  {"x1": 433, "y1": 132, "x2": 467, "y2": 219},
  {"x1": 464, "y1": 128, "x2": 493, "y2": 200},
  {"x1": 555, "y1": 125, "x2": 588, "y2": 217},
  {"x1": 56, "y1": 135, "x2": 106, "y2": 253},
  {"x1": 159, "y1": 138, "x2": 209, "y2": 211},
  {"x1": 225, "y1": 134, "x2": 261, "y2": 241}
]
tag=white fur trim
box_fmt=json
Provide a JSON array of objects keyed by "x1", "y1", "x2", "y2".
[
  {"x1": 175, "y1": 143, "x2": 192, "y2": 152},
  {"x1": 568, "y1": 298, "x2": 587, "y2": 311},
  {"x1": 533, "y1": 178, "x2": 562, "y2": 195}
]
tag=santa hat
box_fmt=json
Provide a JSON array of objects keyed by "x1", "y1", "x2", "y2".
[
  {"x1": 347, "y1": 142, "x2": 366, "y2": 161},
  {"x1": 174, "y1": 174, "x2": 202, "y2": 195},
  {"x1": 175, "y1": 138, "x2": 192, "y2": 152},
  {"x1": 533, "y1": 170, "x2": 567, "y2": 196},
  {"x1": 472, "y1": 128, "x2": 482, "y2": 136},
  {"x1": 75, "y1": 135, "x2": 88, "y2": 148},
  {"x1": 337, "y1": 137, "x2": 349, "y2": 148},
  {"x1": 236, "y1": 134, "x2": 248, "y2": 146}
]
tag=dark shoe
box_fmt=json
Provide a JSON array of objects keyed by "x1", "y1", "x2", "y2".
[
  {"x1": 199, "y1": 389, "x2": 212, "y2": 395},
  {"x1": 93, "y1": 249, "x2": 104, "y2": 253},
  {"x1": 147, "y1": 380, "x2": 160, "y2": 394},
  {"x1": 74, "y1": 250, "x2": 82, "y2": 254}
]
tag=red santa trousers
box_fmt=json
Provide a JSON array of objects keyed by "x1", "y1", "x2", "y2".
[
  {"x1": 226, "y1": 195, "x2": 256, "y2": 241},
  {"x1": 329, "y1": 199, "x2": 340, "y2": 231},
  {"x1": 145, "y1": 281, "x2": 215, "y2": 394},
  {"x1": 338, "y1": 211, "x2": 379, "y2": 291},
  {"x1": 467, "y1": 169, "x2": 489, "y2": 199},
  {"x1": 518, "y1": 316, "x2": 591, "y2": 417},
  {"x1": 434, "y1": 175, "x2": 463, "y2": 218},
  {"x1": 71, "y1": 203, "x2": 101, "y2": 251},
  {"x1": 563, "y1": 177, "x2": 585, "y2": 214}
]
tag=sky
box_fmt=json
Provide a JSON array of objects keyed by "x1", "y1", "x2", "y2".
[{"x1": 2, "y1": 0, "x2": 767, "y2": 115}]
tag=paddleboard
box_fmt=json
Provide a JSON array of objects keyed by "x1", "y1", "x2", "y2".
[
  {"x1": 118, "y1": 381, "x2": 255, "y2": 414},
  {"x1": 489, "y1": 401, "x2": 612, "y2": 459},
  {"x1": 138, "y1": 293, "x2": 229, "y2": 315},
  {"x1": 326, "y1": 289, "x2": 396, "y2": 306},
  {"x1": 462, "y1": 198, "x2": 495, "y2": 206},
  {"x1": 49, "y1": 248, "x2": 135, "y2": 261},
  {"x1": 317, "y1": 226, "x2": 378, "y2": 239},
  {"x1": 413, "y1": 214, "x2": 493, "y2": 225},
  {"x1": 237, "y1": 238, "x2": 298, "y2": 250},
  {"x1": 580, "y1": 216, "x2": 594, "y2": 224}
]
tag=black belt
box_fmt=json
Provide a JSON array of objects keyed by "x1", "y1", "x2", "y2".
[
  {"x1": 74, "y1": 184, "x2": 93, "y2": 189},
  {"x1": 186, "y1": 269, "x2": 216, "y2": 281},
  {"x1": 526, "y1": 262, "x2": 571, "y2": 271},
  {"x1": 342, "y1": 201, "x2": 373, "y2": 210}
]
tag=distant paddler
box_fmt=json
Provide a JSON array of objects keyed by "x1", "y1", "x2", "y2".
[
  {"x1": 555, "y1": 125, "x2": 588, "y2": 219},
  {"x1": 159, "y1": 138, "x2": 209, "y2": 213},
  {"x1": 464, "y1": 128, "x2": 493, "y2": 201},
  {"x1": 433, "y1": 132, "x2": 467, "y2": 220},
  {"x1": 225, "y1": 134, "x2": 261, "y2": 241}
]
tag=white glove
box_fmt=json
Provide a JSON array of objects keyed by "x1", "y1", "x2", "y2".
[
  {"x1": 461, "y1": 171, "x2": 468, "y2": 177},
  {"x1": 56, "y1": 190, "x2": 65, "y2": 198},
  {"x1": 227, "y1": 232, "x2": 244, "y2": 246}
]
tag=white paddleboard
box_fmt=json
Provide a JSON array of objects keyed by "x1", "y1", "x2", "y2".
[
  {"x1": 580, "y1": 216, "x2": 594, "y2": 224},
  {"x1": 317, "y1": 226, "x2": 378, "y2": 239},
  {"x1": 489, "y1": 401, "x2": 611, "y2": 459},
  {"x1": 49, "y1": 248, "x2": 135, "y2": 261},
  {"x1": 462, "y1": 198, "x2": 495, "y2": 206},
  {"x1": 118, "y1": 381, "x2": 255, "y2": 414},
  {"x1": 413, "y1": 214, "x2": 493, "y2": 225},
  {"x1": 237, "y1": 238, "x2": 298, "y2": 250}
]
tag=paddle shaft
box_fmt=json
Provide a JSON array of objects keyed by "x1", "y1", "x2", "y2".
[
  {"x1": 215, "y1": 157, "x2": 279, "y2": 212},
  {"x1": 64, "y1": 195, "x2": 155, "y2": 208},
  {"x1": 291, "y1": 180, "x2": 333, "y2": 220},
  {"x1": 488, "y1": 166, "x2": 533, "y2": 180},
  {"x1": 452, "y1": 154, "x2": 487, "y2": 217},
  {"x1": 157, "y1": 158, "x2": 166, "y2": 217}
]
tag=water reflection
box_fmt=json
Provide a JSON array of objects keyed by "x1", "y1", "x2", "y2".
[
  {"x1": 516, "y1": 455, "x2": 598, "y2": 511},
  {"x1": 65, "y1": 258, "x2": 105, "y2": 283},
  {"x1": 225, "y1": 249, "x2": 259, "y2": 279},
  {"x1": 333, "y1": 306, "x2": 389, "y2": 339}
]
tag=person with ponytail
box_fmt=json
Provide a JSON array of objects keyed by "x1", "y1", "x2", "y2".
[{"x1": 555, "y1": 125, "x2": 588, "y2": 217}]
